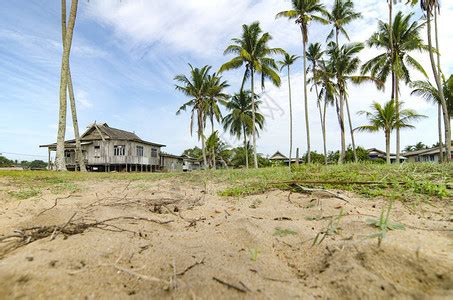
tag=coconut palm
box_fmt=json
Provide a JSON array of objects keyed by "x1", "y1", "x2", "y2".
[
  {"x1": 204, "y1": 73, "x2": 229, "y2": 169},
  {"x1": 326, "y1": 0, "x2": 362, "y2": 45},
  {"x1": 411, "y1": 78, "x2": 453, "y2": 162},
  {"x1": 278, "y1": 53, "x2": 300, "y2": 169},
  {"x1": 222, "y1": 91, "x2": 264, "y2": 169},
  {"x1": 175, "y1": 64, "x2": 211, "y2": 168},
  {"x1": 420, "y1": 0, "x2": 452, "y2": 162},
  {"x1": 362, "y1": 11, "x2": 428, "y2": 163},
  {"x1": 220, "y1": 22, "x2": 282, "y2": 168},
  {"x1": 306, "y1": 43, "x2": 328, "y2": 164},
  {"x1": 61, "y1": 0, "x2": 86, "y2": 172},
  {"x1": 328, "y1": 42, "x2": 382, "y2": 163},
  {"x1": 276, "y1": 0, "x2": 328, "y2": 163},
  {"x1": 356, "y1": 100, "x2": 426, "y2": 164},
  {"x1": 55, "y1": 0, "x2": 78, "y2": 171}
]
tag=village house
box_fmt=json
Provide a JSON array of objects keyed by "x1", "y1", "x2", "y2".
[
  {"x1": 403, "y1": 143, "x2": 453, "y2": 163},
  {"x1": 367, "y1": 148, "x2": 407, "y2": 163},
  {"x1": 40, "y1": 122, "x2": 184, "y2": 172}
]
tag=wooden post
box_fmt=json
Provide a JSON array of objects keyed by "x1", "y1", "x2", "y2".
[
  {"x1": 296, "y1": 148, "x2": 300, "y2": 166},
  {"x1": 48, "y1": 148, "x2": 51, "y2": 170}
]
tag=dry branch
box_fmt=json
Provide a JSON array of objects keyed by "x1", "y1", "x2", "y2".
[{"x1": 213, "y1": 277, "x2": 250, "y2": 293}]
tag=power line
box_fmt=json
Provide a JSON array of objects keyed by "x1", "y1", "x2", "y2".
[{"x1": 0, "y1": 151, "x2": 47, "y2": 158}]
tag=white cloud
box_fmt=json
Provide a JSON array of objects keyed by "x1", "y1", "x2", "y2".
[
  {"x1": 75, "y1": 90, "x2": 93, "y2": 109},
  {"x1": 82, "y1": 0, "x2": 453, "y2": 155}
]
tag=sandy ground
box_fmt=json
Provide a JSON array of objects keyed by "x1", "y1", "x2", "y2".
[{"x1": 0, "y1": 177, "x2": 452, "y2": 299}]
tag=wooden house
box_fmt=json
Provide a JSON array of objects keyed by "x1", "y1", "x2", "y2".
[{"x1": 40, "y1": 123, "x2": 165, "y2": 172}]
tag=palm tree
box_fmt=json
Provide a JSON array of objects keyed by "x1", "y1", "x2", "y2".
[
  {"x1": 223, "y1": 91, "x2": 264, "y2": 169},
  {"x1": 175, "y1": 64, "x2": 211, "y2": 168},
  {"x1": 411, "y1": 80, "x2": 444, "y2": 161},
  {"x1": 204, "y1": 73, "x2": 229, "y2": 169},
  {"x1": 278, "y1": 53, "x2": 300, "y2": 169},
  {"x1": 55, "y1": 0, "x2": 78, "y2": 171},
  {"x1": 306, "y1": 43, "x2": 328, "y2": 164},
  {"x1": 313, "y1": 59, "x2": 337, "y2": 164},
  {"x1": 356, "y1": 100, "x2": 425, "y2": 164},
  {"x1": 326, "y1": 0, "x2": 362, "y2": 45},
  {"x1": 362, "y1": 12, "x2": 428, "y2": 163},
  {"x1": 421, "y1": 0, "x2": 452, "y2": 162},
  {"x1": 61, "y1": 0, "x2": 86, "y2": 172},
  {"x1": 276, "y1": 0, "x2": 328, "y2": 163},
  {"x1": 220, "y1": 22, "x2": 282, "y2": 168},
  {"x1": 328, "y1": 42, "x2": 382, "y2": 163}
]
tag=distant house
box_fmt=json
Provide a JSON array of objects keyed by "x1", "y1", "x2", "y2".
[
  {"x1": 404, "y1": 144, "x2": 453, "y2": 163},
  {"x1": 41, "y1": 122, "x2": 165, "y2": 172},
  {"x1": 269, "y1": 151, "x2": 298, "y2": 165},
  {"x1": 160, "y1": 153, "x2": 202, "y2": 172},
  {"x1": 367, "y1": 148, "x2": 406, "y2": 163}
]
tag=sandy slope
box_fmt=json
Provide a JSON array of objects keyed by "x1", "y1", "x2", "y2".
[{"x1": 0, "y1": 177, "x2": 452, "y2": 299}]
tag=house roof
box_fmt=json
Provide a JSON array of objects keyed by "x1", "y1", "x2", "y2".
[
  {"x1": 367, "y1": 148, "x2": 406, "y2": 160},
  {"x1": 40, "y1": 122, "x2": 165, "y2": 148},
  {"x1": 404, "y1": 143, "x2": 453, "y2": 157},
  {"x1": 269, "y1": 151, "x2": 288, "y2": 160}
]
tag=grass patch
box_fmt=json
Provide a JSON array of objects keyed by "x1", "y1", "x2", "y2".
[
  {"x1": 273, "y1": 227, "x2": 298, "y2": 237},
  {"x1": 8, "y1": 188, "x2": 41, "y2": 200}
]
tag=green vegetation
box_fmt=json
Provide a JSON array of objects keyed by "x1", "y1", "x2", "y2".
[
  {"x1": 273, "y1": 227, "x2": 298, "y2": 237},
  {"x1": 366, "y1": 202, "x2": 405, "y2": 247},
  {"x1": 248, "y1": 248, "x2": 260, "y2": 262},
  {"x1": 8, "y1": 188, "x2": 41, "y2": 200},
  {"x1": 313, "y1": 209, "x2": 344, "y2": 246}
]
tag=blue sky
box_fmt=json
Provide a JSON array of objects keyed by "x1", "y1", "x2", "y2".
[{"x1": 1, "y1": 0, "x2": 452, "y2": 161}]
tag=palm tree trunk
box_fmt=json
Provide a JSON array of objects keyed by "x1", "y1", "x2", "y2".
[
  {"x1": 322, "y1": 98, "x2": 328, "y2": 165},
  {"x1": 434, "y1": 9, "x2": 444, "y2": 163},
  {"x1": 243, "y1": 124, "x2": 249, "y2": 169},
  {"x1": 339, "y1": 92, "x2": 346, "y2": 164},
  {"x1": 437, "y1": 104, "x2": 444, "y2": 163},
  {"x1": 288, "y1": 65, "x2": 293, "y2": 170},
  {"x1": 427, "y1": 12, "x2": 451, "y2": 162},
  {"x1": 385, "y1": 129, "x2": 391, "y2": 164},
  {"x1": 199, "y1": 111, "x2": 207, "y2": 168},
  {"x1": 55, "y1": 0, "x2": 78, "y2": 171},
  {"x1": 302, "y1": 30, "x2": 311, "y2": 164},
  {"x1": 251, "y1": 69, "x2": 258, "y2": 169},
  {"x1": 304, "y1": 41, "x2": 311, "y2": 164},
  {"x1": 395, "y1": 76, "x2": 401, "y2": 164},
  {"x1": 61, "y1": 2, "x2": 86, "y2": 172},
  {"x1": 345, "y1": 96, "x2": 357, "y2": 162},
  {"x1": 211, "y1": 116, "x2": 216, "y2": 170}
]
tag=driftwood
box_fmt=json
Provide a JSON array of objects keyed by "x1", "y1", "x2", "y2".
[{"x1": 294, "y1": 184, "x2": 350, "y2": 203}]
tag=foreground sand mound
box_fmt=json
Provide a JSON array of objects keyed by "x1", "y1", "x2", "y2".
[{"x1": 0, "y1": 178, "x2": 451, "y2": 299}]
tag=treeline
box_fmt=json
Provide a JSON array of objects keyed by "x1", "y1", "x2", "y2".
[{"x1": 0, "y1": 156, "x2": 47, "y2": 169}]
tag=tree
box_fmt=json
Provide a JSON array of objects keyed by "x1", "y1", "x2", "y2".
[
  {"x1": 55, "y1": 0, "x2": 78, "y2": 171},
  {"x1": 204, "y1": 73, "x2": 229, "y2": 169},
  {"x1": 223, "y1": 91, "x2": 265, "y2": 169},
  {"x1": 307, "y1": 43, "x2": 331, "y2": 165},
  {"x1": 205, "y1": 131, "x2": 231, "y2": 168},
  {"x1": 61, "y1": 0, "x2": 86, "y2": 172},
  {"x1": 362, "y1": 11, "x2": 428, "y2": 163},
  {"x1": 411, "y1": 80, "x2": 444, "y2": 161},
  {"x1": 356, "y1": 100, "x2": 426, "y2": 164},
  {"x1": 278, "y1": 53, "x2": 300, "y2": 169},
  {"x1": 220, "y1": 22, "x2": 282, "y2": 168},
  {"x1": 420, "y1": 0, "x2": 452, "y2": 162},
  {"x1": 326, "y1": 0, "x2": 362, "y2": 45},
  {"x1": 175, "y1": 64, "x2": 211, "y2": 168},
  {"x1": 327, "y1": 42, "x2": 382, "y2": 163},
  {"x1": 276, "y1": 0, "x2": 328, "y2": 163}
]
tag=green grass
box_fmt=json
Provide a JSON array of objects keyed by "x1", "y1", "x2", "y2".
[
  {"x1": 273, "y1": 227, "x2": 298, "y2": 237},
  {"x1": 8, "y1": 188, "x2": 41, "y2": 200},
  {"x1": 0, "y1": 163, "x2": 451, "y2": 203}
]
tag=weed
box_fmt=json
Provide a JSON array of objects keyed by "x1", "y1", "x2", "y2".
[
  {"x1": 273, "y1": 227, "x2": 298, "y2": 237},
  {"x1": 8, "y1": 188, "x2": 41, "y2": 200},
  {"x1": 249, "y1": 199, "x2": 262, "y2": 209},
  {"x1": 312, "y1": 209, "x2": 344, "y2": 246},
  {"x1": 248, "y1": 248, "x2": 260, "y2": 261},
  {"x1": 366, "y1": 202, "x2": 405, "y2": 247}
]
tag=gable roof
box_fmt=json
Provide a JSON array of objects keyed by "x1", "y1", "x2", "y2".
[
  {"x1": 40, "y1": 122, "x2": 165, "y2": 148},
  {"x1": 269, "y1": 151, "x2": 288, "y2": 160}
]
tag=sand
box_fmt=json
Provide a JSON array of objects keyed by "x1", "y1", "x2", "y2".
[{"x1": 0, "y1": 177, "x2": 451, "y2": 299}]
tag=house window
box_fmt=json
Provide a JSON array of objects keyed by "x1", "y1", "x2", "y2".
[
  {"x1": 94, "y1": 145, "x2": 101, "y2": 158},
  {"x1": 136, "y1": 146, "x2": 144, "y2": 157},
  {"x1": 151, "y1": 148, "x2": 158, "y2": 158},
  {"x1": 114, "y1": 145, "x2": 125, "y2": 156},
  {"x1": 65, "y1": 152, "x2": 71, "y2": 158}
]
